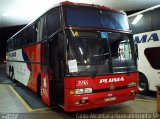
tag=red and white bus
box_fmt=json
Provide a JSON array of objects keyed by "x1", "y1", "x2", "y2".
[{"x1": 6, "y1": 2, "x2": 138, "y2": 112}]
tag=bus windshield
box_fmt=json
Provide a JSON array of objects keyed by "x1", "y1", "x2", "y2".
[
  {"x1": 64, "y1": 6, "x2": 130, "y2": 31},
  {"x1": 66, "y1": 30, "x2": 137, "y2": 76}
]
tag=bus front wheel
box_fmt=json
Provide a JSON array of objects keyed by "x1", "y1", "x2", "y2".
[{"x1": 138, "y1": 73, "x2": 149, "y2": 95}]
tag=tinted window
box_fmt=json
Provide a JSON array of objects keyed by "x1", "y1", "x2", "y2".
[
  {"x1": 151, "y1": 8, "x2": 160, "y2": 31},
  {"x1": 13, "y1": 38, "x2": 16, "y2": 49},
  {"x1": 10, "y1": 39, "x2": 13, "y2": 50},
  {"x1": 21, "y1": 30, "x2": 26, "y2": 46},
  {"x1": 26, "y1": 24, "x2": 35, "y2": 44},
  {"x1": 16, "y1": 34, "x2": 21, "y2": 48},
  {"x1": 145, "y1": 47, "x2": 160, "y2": 69},
  {"x1": 7, "y1": 40, "x2": 12, "y2": 51},
  {"x1": 129, "y1": 7, "x2": 160, "y2": 34},
  {"x1": 35, "y1": 16, "x2": 46, "y2": 41},
  {"x1": 46, "y1": 8, "x2": 61, "y2": 36},
  {"x1": 108, "y1": 33, "x2": 136, "y2": 73},
  {"x1": 65, "y1": 7, "x2": 129, "y2": 31},
  {"x1": 129, "y1": 12, "x2": 151, "y2": 34}
]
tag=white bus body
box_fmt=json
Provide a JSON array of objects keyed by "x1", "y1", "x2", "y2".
[
  {"x1": 134, "y1": 30, "x2": 160, "y2": 92},
  {"x1": 128, "y1": 5, "x2": 160, "y2": 94}
]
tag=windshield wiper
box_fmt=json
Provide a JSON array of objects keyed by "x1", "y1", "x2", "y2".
[{"x1": 93, "y1": 52, "x2": 109, "y2": 57}]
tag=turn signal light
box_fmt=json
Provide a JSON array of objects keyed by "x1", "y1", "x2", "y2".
[{"x1": 69, "y1": 90, "x2": 75, "y2": 95}]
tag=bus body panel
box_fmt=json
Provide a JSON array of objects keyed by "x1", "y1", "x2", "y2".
[
  {"x1": 64, "y1": 87, "x2": 137, "y2": 112},
  {"x1": 41, "y1": 73, "x2": 50, "y2": 106},
  {"x1": 23, "y1": 44, "x2": 41, "y2": 92},
  {"x1": 6, "y1": 44, "x2": 42, "y2": 92},
  {"x1": 64, "y1": 72, "x2": 138, "y2": 112},
  {"x1": 133, "y1": 30, "x2": 160, "y2": 91},
  {"x1": 128, "y1": 6, "x2": 160, "y2": 92},
  {"x1": 6, "y1": 49, "x2": 31, "y2": 86}
]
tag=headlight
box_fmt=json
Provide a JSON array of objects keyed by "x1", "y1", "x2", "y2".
[
  {"x1": 75, "y1": 89, "x2": 84, "y2": 94},
  {"x1": 70, "y1": 88, "x2": 93, "y2": 95},
  {"x1": 84, "y1": 88, "x2": 92, "y2": 94},
  {"x1": 128, "y1": 82, "x2": 137, "y2": 87}
]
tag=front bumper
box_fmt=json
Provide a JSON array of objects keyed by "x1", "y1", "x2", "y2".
[{"x1": 64, "y1": 87, "x2": 138, "y2": 112}]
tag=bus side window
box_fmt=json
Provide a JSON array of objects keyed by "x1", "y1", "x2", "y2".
[
  {"x1": 46, "y1": 8, "x2": 60, "y2": 37},
  {"x1": 26, "y1": 24, "x2": 35, "y2": 44},
  {"x1": 7, "y1": 41, "x2": 8, "y2": 51},
  {"x1": 16, "y1": 33, "x2": 22, "y2": 48},
  {"x1": 42, "y1": 16, "x2": 47, "y2": 40},
  {"x1": 7, "y1": 40, "x2": 11, "y2": 51},
  {"x1": 145, "y1": 47, "x2": 160, "y2": 69},
  {"x1": 21, "y1": 30, "x2": 26, "y2": 47},
  {"x1": 16, "y1": 35, "x2": 19, "y2": 48},
  {"x1": 13, "y1": 37, "x2": 16, "y2": 49},
  {"x1": 10, "y1": 40, "x2": 12, "y2": 50},
  {"x1": 13, "y1": 38, "x2": 16, "y2": 50},
  {"x1": 151, "y1": 8, "x2": 160, "y2": 31},
  {"x1": 35, "y1": 16, "x2": 46, "y2": 42}
]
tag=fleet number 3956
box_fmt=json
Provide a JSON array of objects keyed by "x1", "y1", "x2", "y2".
[{"x1": 77, "y1": 80, "x2": 88, "y2": 86}]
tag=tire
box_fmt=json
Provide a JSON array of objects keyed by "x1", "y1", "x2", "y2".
[
  {"x1": 37, "y1": 75, "x2": 41, "y2": 97},
  {"x1": 138, "y1": 73, "x2": 149, "y2": 95},
  {"x1": 9, "y1": 66, "x2": 12, "y2": 78},
  {"x1": 11, "y1": 67, "x2": 15, "y2": 82}
]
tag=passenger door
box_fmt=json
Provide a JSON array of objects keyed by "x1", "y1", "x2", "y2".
[{"x1": 49, "y1": 33, "x2": 65, "y2": 106}]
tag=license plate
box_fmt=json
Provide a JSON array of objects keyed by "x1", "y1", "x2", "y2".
[{"x1": 104, "y1": 97, "x2": 116, "y2": 102}]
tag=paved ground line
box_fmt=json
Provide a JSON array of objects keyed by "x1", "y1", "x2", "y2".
[
  {"x1": 8, "y1": 85, "x2": 33, "y2": 112},
  {"x1": 135, "y1": 98, "x2": 157, "y2": 103},
  {"x1": 0, "y1": 84, "x2": 48, "y2": 112}
]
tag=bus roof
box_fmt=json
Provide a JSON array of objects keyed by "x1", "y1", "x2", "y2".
[
  {"x1": 128, "y1": 4, "x2": 160, "y2": 18},
  {"x1": 8, "y1": 1, "x2": 125, "y2": 41},
  {"x1": 61, "y1": 1, "x2": 124, "y2": 14}
]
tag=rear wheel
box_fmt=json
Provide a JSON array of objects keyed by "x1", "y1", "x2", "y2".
[
  {"x1": 138, "y1": 73, "x2": 149, "y2": 95},
  {"x1": 11, "y1": 67, "x2": 15, "y2": 82},
  {"x1": 37, "y1": 74, "x2": 41, "y2": 97},
  {"x1": 9, "y1": 66, "x2": 12, "y2": 78}
]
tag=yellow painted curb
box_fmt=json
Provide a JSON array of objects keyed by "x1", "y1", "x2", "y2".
[
  {"x1": 31, "y1": 108, "x2": 49, "y2": 112},
  {"x1": 8, "y1": 85, "x2": 33, "y2": 112},
  {"x1": 0, "y1": 84, "x2": 47, "y2": 112}
]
